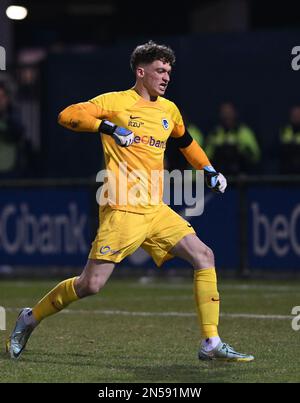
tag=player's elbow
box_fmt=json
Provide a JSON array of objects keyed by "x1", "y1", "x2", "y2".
[
  {"x1": 57, "y1": 105, "x2": 70, "y2": 126},
  {"x1": 57, "y1": 110, "x2": 64, "y2": 126},
  {"x1": 57, "y1": 104, "x2": 79, "y2": 130}
]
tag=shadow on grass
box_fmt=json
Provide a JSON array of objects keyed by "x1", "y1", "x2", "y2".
[
  {"x1": 0, "y1": 349, "x2": 103, "y2": 368},
  {"x1": 114, "y1": 361, "x2": 256, "y2": 383},
  {"x1": 0, "y1": 349, "x2": 256, "y2": 383}
]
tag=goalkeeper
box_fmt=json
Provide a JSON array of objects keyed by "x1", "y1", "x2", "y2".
[{"x1": 7, "y1": 41, "x2": 254, "y2": 362}]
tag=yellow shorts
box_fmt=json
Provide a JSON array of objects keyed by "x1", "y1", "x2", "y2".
[{"x1": 88, "y1": 204, "x2": 195, "y2": 266}]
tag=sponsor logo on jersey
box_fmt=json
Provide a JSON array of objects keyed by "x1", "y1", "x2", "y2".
[
  {"x1": 128, "y1": 120, "x2": 144, "y2": 128},
  {"x1": 128, "y1": 116, "x2": 144, "y2": 128},
  {"x1": 133, "y1": 135, "x2": 167, "y2": 149}
]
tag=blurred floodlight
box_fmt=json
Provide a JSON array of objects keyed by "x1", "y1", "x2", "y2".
[{"x1": 6, "y1": 5, "x2": 28, "y2": 20}]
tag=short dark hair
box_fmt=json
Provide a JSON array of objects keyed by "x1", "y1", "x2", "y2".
[{"x1": 130, "y1": 40, "x2": 176, "y2": 72}]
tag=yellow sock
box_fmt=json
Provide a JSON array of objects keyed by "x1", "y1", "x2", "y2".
[
  {"x1": 194, "y1": 268, "x2": 220, "y2": 339},
  {"x1": 32, "y1": 277, "x2": 79, "y2": 322}
]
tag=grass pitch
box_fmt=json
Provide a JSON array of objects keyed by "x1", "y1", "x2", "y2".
[{"x1": 0, "y1": 276, "x2": 299, "y2": 383}]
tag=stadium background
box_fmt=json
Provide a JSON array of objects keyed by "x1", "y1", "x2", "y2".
[
  {"x1": 1, "y1": 0, "x2": 300, "y2": 276},
  {"x1": 1, "y1": 0, "x2": 300, "y2": 385}
]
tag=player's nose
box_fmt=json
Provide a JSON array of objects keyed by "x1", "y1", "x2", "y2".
[{"x1": 162, "y1": 72, "x2": 170, "y2": 82}]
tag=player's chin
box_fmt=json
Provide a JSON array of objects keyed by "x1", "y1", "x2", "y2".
[{"x1": 157, "y1": 86, "x2": 167, "y2": 95}]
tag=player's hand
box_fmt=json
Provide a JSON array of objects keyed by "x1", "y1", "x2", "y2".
[
  {"x1": 203, "y1": 165, "x2": 227, "y2": 193},
  {"x1": 99, "y1": 120, "x2": 134, "y2": 147},
  {"x1": 112, "y1": 125, "x2": 134, "y2": 147}
]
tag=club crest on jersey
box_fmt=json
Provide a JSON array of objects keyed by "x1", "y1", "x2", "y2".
[{"x1": 162, "y1": 118, "x2": 169, "y2": 130}]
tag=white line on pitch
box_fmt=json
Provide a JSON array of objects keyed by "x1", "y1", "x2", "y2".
[
  {"x1": 60, "y1": 309, "x2": 294, "y2": 320},
  {"x1": 5, "y1": 307, "x2": 293, "y2": 320}
]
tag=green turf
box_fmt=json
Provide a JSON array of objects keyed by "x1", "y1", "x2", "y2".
[{"x1": 0, "y1": 277, "x2": 300, "y2": 383}]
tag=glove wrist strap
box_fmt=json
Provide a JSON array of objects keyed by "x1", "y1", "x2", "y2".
[
  {"x1": 99, "y1": 120, "x2": 116, "y2": 136},
  {"x1": 203, "y1": 165, "x2": 217, "y2": 174}
]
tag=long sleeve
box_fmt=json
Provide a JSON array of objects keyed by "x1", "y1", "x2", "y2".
[
  {"x1": 58, "y1": 102, "x2": 103, "y2": 132},
  {"x1": 180, "y1": 139, "x2": 211, "y2": 170}
]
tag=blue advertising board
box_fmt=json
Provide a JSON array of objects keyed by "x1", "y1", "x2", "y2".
[
  {"x1": 0, "y1": 188, "x2": 92, "y2": 266},
  {"x1": 0, "y1": 186, "x2": 238, "y2": 270},
  {"x1": 248, "y1": 187, "x2": 300, "y2": 270}
]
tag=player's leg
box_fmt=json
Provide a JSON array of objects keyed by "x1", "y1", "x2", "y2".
[
  {"x1": 6, "y1": 259, "x2": 114, "y2": 359},
  {"x1": 143, "y1": 205, "x2": 253, "y2": 362},
  {"x1": 7, "y1": 204, "x2": 148, "y2": 359},
  {"x1": 170, "y1": 234, "x2": 220, "y2": 344},
  {"x1": 170, "y1": 234, "x2": 254, "y2": 362},
  {"x1": 74, "y1": 259, "x2": 114, "y2": 297},
  {"x1": 32, "y1": 259, "x2": 115, "y2": 321},
  {"x1": 170, "y1": 233, "x2": 218, "y2": 332}
]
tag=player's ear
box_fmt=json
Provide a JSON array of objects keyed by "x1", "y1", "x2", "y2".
[{"x1": 136, "y1": 66, "x2": 145, "y2": 78}]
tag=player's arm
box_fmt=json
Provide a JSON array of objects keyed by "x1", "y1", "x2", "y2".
[
  {"x1": 172, "y1": 131, "x2": 227, "y2": 193},
  {"x1": 58, "y1": 102, "x2": 134, "y2": 147},
  {"x1": 169, "y1": 103, "x2": 226, "y2": 192}
]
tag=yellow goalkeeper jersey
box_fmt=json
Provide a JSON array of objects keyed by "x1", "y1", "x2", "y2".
[{"x1": 90, "y1": 88, "x2": 185, "y2": 214}]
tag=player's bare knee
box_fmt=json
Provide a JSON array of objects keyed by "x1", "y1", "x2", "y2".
[
  {"x1": 75, "y1": 277, "x2": 103, "y2": 297},
  {"x1": 84, "y1": 278, "x2": 105, "y2": 295},
  {"x1": 204, "y1": 245, "x2": 214, "y2": 263},
  {"x1": 193, "y1": 246, "x2": 215, "y2": 268}
]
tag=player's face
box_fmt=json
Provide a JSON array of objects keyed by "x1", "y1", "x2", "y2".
[{"x1": 140, "y1": 60, "x2": 172, "y2": 97}]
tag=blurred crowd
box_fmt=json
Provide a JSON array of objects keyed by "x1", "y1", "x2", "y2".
[
  {"x1": 0, "y1": 79, "x2": 300, "y2": 179},
  {"x1": 0, "y1": 80, "x2": 34, "y2": 179},
  {"x1": 0, "y1": 81, "x2": 24, "y2": 178},
  {"x1": 167, "y1": 101, "x2": 300, "y2": 176}
]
